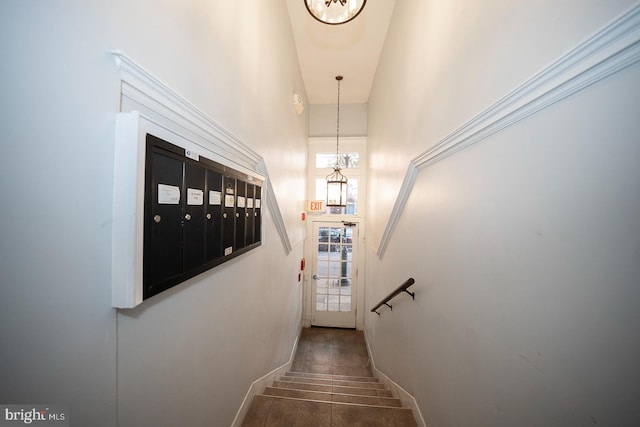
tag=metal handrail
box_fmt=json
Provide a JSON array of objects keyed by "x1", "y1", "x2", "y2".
[{"x1": 370, "y1": 278, "x2": 415, "y2": 316}]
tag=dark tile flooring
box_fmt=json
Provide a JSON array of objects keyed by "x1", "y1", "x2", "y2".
[
  {"x1": 291, "y1": 327, "x2": 372, "y2": 377},
  {"x1": 242, "y1": 327, "x2": 418, "y2": 427}
]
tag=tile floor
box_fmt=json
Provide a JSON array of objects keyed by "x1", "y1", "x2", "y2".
[
  {"x1": 290, "y1": 327, "x2": 372, "y2": 377},
  {"x1": 242, "y1": 327, "x2": 418, "y2": 427}
]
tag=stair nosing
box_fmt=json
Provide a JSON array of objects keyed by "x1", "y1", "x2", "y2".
[
  {"x1": 264, "y1": 386, "x2": 400, "y2": 404},
  {"x1": 275, "y1": 379, "x2": 382, "y2": 391},
  {"x1": 284, "y1": 372, "x2": 379, "y2": 382},
  {"x1": 255, "y1": 393, "x2": 412, "y2": 410},
  {"x1": 279, "y1": 376, "x2": 385, "y2": 388},
  {"x1": 286, "y1": 371, "x2": 377, "y2": 382}
]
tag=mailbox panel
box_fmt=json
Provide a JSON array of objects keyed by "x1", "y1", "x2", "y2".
[{"x1": 142, "y1": 134, "x2": 263, "y2": 302}]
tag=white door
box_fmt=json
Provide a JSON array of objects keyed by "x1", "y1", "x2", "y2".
[{"x1": 311, "y1": 221, "x2": 359, "y2": 328}]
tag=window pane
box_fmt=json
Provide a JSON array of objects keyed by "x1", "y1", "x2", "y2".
[
  {"x1": 346, "y1": 179, "x2": 358, "y2": 215},
  {"x1": 316, "y1": 153, "x2": 359, "y2": 169}
]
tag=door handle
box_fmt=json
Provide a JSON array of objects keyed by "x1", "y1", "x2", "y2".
[{"x1": 312, "y1": 274, "x2": 318, "y2": 280}]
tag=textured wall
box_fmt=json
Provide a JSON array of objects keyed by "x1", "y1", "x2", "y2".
[
  {"x1": 365, "y1": 1, "x2": 640, "y2": 426},
  {"x1": 0, "y1": 1, "x2": 307, "y2": 426}
]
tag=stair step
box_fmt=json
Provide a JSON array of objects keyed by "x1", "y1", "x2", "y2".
[
  {"x1": 285, "y1": 371, "x2": 378, "y2": 383},
  {"x1": 272, "y1": 380, "x2": 393, "y2": 397},
  {"x1": 242, "y1": 395, "x2": 418, "y2": 427},
  {"x1": 264, "y1": 386, "x2": 403, "y2": 408},
  {"x1": 280, "y1": 375, "x2": 386, "y2": 390}
]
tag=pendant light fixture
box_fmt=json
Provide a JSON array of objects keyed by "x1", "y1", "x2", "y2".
[
  {"x1": 304, "y1": 0, "x2": 367, "y2": 25},
  {"x1": 326, "y1": 75, "x2": 348, "y2": 208}
]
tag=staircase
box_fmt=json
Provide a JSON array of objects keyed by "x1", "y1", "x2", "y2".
[{"x1": 241, "y1": 328, "x2": 418, "y2": 426}]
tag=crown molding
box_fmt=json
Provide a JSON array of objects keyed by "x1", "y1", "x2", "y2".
[
  {"x1": 111, "y1": 50, "x2": 292, "y2": 255},
  {"x1": 377, "y1": 3, "x2": 640, "y2": 258}
]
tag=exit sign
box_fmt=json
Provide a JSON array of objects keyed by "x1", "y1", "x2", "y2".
[{"x1": 308, "y1": 200, "x2": 325, "y2": 213}]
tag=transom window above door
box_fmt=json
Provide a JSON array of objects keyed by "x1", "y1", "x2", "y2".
[
  {"x1": 315, "y1": 152, "x2": 359, "y2": 169},
  {"x1": 308, "y1": 137, "x2": 367, "y2": 216}
]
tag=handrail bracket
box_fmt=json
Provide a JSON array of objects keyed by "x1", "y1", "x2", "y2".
[{"x1": 370, "y1": 277, "x2": 416, "y2": 316}]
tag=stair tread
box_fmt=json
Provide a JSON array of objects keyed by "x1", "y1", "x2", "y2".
[
  {"x1": 272, "y1": 380, "x2": 394, "y2": 397},
  {"x1": 286, "y1": 371, "x2": 378, "y2": 382},
  {"x1": 264, "y1": 386, "x2": 403, "y2": 407},
  {"x1": 279, "y1": 375, "x2": 386, "y2": 389},
  {"x1": 255, "y1": 393, "x2": 411, "y2": 410}
]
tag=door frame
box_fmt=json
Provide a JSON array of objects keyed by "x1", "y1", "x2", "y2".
[{"x1": 303, "y1": 218, "x2": 365, "y2": 330}]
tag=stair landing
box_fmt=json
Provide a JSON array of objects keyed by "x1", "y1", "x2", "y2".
[{"x1": 242, "y1": 327, "x2": 418, "y2": 427}]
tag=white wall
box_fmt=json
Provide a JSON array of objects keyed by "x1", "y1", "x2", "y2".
[
  {"x1": 309, "y1": 103, "x2": 368, "y2": 137},
  {"x1": 0, "y1": 1, "x2": 307, "y2": 426},
  {"x1": 365, "y1": 1, "x2": 640, "y2": 426}
]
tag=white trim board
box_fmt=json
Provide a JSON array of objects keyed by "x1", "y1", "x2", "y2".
[
  {"x1": 363, "y1": 330, "x2": 428, "y2": 427},
  {"x1": 111, "y1": 50, "x2": 293, "y2": 255},
  {"x1": 230, "y1": 329, "x2": 302, "y2": 427},
  {"x1": 376, "y1": 3, "x2": 640, "y2": 258}
]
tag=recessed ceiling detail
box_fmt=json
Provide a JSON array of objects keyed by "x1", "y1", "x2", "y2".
[{"x1": 286, "y1": 0, "x2": 396, "y2": 104}]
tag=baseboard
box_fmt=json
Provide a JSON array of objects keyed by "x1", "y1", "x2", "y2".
[
  {"x1": 230, "y1": 329, "x2": 302, "y2": 427},
  {"x1": 364, "y1": 330, "x2": 428, "y2": 427}
]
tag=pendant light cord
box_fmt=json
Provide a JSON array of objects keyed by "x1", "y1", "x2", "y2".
[{"x1": 335, "y1": 75, "x2": 343, "y2": 166}]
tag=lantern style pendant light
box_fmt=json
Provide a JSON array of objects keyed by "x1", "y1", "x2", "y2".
[
  {"x1": 326, "y1": 75, "x2": 348, "y2": 208},
  {"x1": 304, "y1": 0, "x2": 367, "y2": 25}
]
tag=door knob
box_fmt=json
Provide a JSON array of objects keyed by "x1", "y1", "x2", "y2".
[{"x1": 312, "y1": 274, "x2": 318, "y2": 280}]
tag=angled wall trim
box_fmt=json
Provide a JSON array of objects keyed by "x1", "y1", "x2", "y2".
[
  {"x1": 256, "y1": 160, "x2": 293, "y2": 253},
  {"x1": 377, "y1": 3, "x2": 640, "y2": 258},
  {"x1": 112, "y1": 50, "x2": 261, "y2": 167},
  {"x1": 111, "y1": 50, "x2": 292, "y2": 255}
]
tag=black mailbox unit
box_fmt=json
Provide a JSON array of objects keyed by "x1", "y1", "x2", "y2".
[{"x1": 143, "y1": 134, "x2": 263, "y2": 300}]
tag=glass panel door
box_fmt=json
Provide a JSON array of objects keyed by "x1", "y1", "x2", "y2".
[{"x1": 311, "y1": 221, "x2": 358, "y2": 328}]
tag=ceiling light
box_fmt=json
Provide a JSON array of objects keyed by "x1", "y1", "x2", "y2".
[{"x1": 304, "y1": 0, "x2": 367, "y2": 25}]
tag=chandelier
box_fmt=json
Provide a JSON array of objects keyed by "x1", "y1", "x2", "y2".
[
  {"x1": 304, "y1": 0, "x2": 367, "y2": 25},
  {"x1": 326, "y1": 76, "x2": 348, "y2": 208}
]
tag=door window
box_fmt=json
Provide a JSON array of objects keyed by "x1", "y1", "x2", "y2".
[{"x1": 312, "y1": 222, "x2": 358, "y2": 328}]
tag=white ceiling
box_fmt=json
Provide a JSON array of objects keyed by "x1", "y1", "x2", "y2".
[{"x1": 285, "y1": 0, "x2": 396, "y2": 105}]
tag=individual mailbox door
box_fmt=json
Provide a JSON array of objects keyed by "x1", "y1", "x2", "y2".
[
  {"x1": 222, "y1": 176, "x2": 236, "y2": 256},
  {"x1": 253, "y1": 185, "x2": 262, "y2": 243},
  {"x1": 205, "y1": 170, "x2": 223, "y2": 262},
  {"x1": 183, "y1": 162, "x2": 206, "y2": 271},
  {"x1": 245, "y1": 184, "x2": 255, "y2": 245},
  {"x1": 235, "y1": 180, "x2": 247, "y2": 250},
  {"x1": 145, "y1": 150, "x2": 184, "y2": 298}
]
